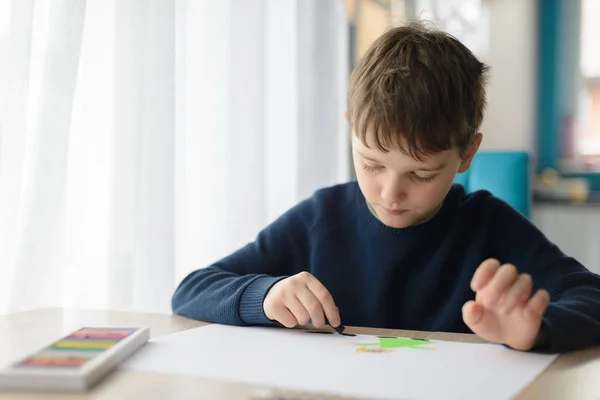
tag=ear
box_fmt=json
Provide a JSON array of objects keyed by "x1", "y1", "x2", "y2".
[
  {"x1": 458, "y1": 133, "x2": 483, "y2": 173},
  {"x1": 344, "y1": 111, "x2": 349, "y2": 122}
]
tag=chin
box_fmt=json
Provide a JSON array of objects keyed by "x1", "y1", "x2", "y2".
[{"x1": 379, "y1": 216, "x2": 414, "y2": 229}]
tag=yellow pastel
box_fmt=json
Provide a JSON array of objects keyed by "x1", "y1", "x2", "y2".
[{"x1": 54, "y1": 340, "x2": 115, "y2": 349}]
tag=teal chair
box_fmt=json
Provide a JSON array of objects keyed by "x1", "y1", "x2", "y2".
[{"x1": 454, "y1": 151, "x2": 531, "y2": 218}]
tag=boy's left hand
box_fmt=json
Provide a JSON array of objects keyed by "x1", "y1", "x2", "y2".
[{"x1": 462, "y1": 258, "x2": 551, "y2": 351}]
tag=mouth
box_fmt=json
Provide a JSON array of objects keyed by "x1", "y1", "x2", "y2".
[{"x1": 380, "y1": 206, "x2": 408, "y2": 216}]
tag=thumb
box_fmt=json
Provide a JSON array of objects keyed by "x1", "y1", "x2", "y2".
[
  {"x1": 462, "y1": 300, "x2": 484, "y2": 326},
  {"x1": 462, "y1": 300, "x2": 500, "y2": 342}
]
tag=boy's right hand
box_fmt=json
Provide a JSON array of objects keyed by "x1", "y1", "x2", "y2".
[{"x1": 263, "y1": 271, "x2": 341, "y2": 329}]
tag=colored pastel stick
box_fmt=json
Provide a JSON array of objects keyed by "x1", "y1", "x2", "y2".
[
  {"x1": 38, "y1": 349, "x2": 103, "y2": 358},
  {"x1": 47, "y1": 346, "x2": 104, "y2": 352},
  {"x1": 27, "y1": 353, "x2": 94, "y2": 362},
  {"x1": 20, "y1": 359, "x2": 86, "y2": 368},
  {"x1": 53, "y1": 340, "x2": 116, "y2": 350},
  {"x1": 68, "y1": 331, "x2": 131, "y2": 340},
  {"x1": 74, "y1": 328, "x2": 135, "y2": 336}
]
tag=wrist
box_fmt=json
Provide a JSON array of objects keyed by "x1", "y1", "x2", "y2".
[{"x1": 239, "y1": 276, "x2": 285, "y2": 325}]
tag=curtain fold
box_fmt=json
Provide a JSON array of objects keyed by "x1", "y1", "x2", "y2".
[{"x1": 0, "y1": 0, "x2": 349, "y2": 315}]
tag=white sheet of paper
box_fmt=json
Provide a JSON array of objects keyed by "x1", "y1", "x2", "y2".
[{"x1": 122, "y1": 324, "x2": 557, "y2": 399}]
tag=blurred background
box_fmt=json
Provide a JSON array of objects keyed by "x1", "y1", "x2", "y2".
[{"x1": 0, "y1": 0, "x2": 598, "y2": 315}]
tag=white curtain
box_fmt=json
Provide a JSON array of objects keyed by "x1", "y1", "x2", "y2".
[{"x1": 0, "y1": 0, "x2": 349, "y2": 315}]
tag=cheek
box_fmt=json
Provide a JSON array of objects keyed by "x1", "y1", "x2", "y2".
[
  {"x1": 410, "y1": 174, "x2": 455, "y2": 207},
  {"x1": 355, "y1": 169, "x2": 380, "y2": 199}
]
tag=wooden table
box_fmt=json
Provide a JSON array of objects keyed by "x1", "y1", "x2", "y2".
[{"x1": 0, "y1": 308, "x2": 599, "y2": 399}]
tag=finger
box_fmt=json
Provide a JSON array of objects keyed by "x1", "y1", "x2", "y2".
[
  {"x1": 273, "y1": 305, "x2": 298, "y2": 328},
  {"x1": 480, "y1": 264, "x2": 519, "y2": 308},
  {"x1": 305, "y1": 276, "x2": 341, "y2": 327},
  {"x1": 297, "y1": 287, "x2": 326, "y2": 328},
  {"x1": 500, "y1": 273, "x2": 533, "y2": 314},
  {"x1": 284, "y1": 295, "x2": 311, "y2": 326},
  {"x1": 462, "y1": 300, "x2": 484, "y2": 326},
  {"x1": 462, "y1": 300, "x2": 501, "y2": 344},
  {"x1": 471, "y1": 259, "x2": 501, "y2": 291},
  {"x1": 525, "y1": 289, "x2": 550, "y2": 317}
]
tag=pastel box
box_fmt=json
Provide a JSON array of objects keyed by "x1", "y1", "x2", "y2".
[{"x1": 0, "y1": 327, "x2": 150, "y2": 392}]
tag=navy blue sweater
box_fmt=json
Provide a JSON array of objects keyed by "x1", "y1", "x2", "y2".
[{"x1": 172, "y1": 182, "x2": 600, "y2": 353}]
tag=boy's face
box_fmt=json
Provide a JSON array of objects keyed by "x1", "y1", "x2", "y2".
[{"x1": 351, "y1": 134, "x2": 481, "y2": 229}]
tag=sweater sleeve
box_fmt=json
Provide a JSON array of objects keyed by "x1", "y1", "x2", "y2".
[
  {"x1": 489, "y1": 198, "x2": 600, "y2": 353},
  {"x1": 172, "y1": 197, "x2": 316, "y2": 326}
]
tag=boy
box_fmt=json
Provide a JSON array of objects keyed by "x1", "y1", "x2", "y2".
[{"x1": 172, "y1": 23, "x2": 600, "y2": 353}]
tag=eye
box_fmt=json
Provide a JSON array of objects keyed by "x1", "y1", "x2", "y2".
[
  {"x1": 410, "y1": 173, "x2": 436, "y2": 183},
  {"x1": 363, "y1": 163, "x2": 383, "y2": 173}
]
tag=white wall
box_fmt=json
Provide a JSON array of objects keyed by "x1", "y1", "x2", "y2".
[
  {"x1": 533, "y1": 205, "x2": 600, "y2": 275},
  {"x1": 478, "y1": 0, "x2": 537, "y2": 153},
  {"x1": 409, "y1": 0, "x2": 538, "y2": 153}
]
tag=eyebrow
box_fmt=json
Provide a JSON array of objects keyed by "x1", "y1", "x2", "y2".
[
  {"x1": 358, "y1": 151, "x2": 447, "y2": 171},
  {"x1": 416, "y1": 163, "x2": 447, "y2": 172},
  {"x1": 357, "y1": 151, "x2": 381, "y2": 163}
]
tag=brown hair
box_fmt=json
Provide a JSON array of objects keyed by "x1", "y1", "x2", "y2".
[{"x1": 347, "y1": 22, "x2": 489, "y2": 160}]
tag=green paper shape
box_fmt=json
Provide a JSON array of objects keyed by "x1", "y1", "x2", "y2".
[{"x1": 358, "y1": 337, "x2": 433, "y2": 349}]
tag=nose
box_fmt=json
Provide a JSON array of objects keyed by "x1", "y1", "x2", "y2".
[{"x1": 380, "y1": 176, "x2": 406, "y2": 207}]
